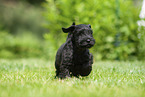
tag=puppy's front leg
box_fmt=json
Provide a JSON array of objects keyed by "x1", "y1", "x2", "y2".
[
  {"x1": 89, "y1": 53, "x2": 93, "y2": 65},
  {"x1": 79, "y1": 63, "x2": 92, "y2": 76},
  {"x1": 58, "y1": 63, "x2": 72, "y2": 79}
]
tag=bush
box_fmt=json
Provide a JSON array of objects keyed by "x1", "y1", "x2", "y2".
[
  {"x1": 138, "y1": 24, "x2": 145, "y2": 60},
  {"x1": 0, "y1": 31, "x2": 44, "y2": 58},
  {"x1": 43, "y1": 0, "x2": 142, "y2": 60},
  {"x1": 0, "y1": 2, "x2": 46, "y2": 38}
]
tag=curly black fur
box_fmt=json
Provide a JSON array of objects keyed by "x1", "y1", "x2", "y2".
[{"x1": 55, "y1": 22, "x2": 95, "y2": 79}]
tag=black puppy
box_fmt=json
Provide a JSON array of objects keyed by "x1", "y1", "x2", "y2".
[{"x1": 55, "y1": 22, "x2": 95, "y2": 79}]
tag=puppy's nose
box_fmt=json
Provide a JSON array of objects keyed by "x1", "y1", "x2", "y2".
[{"x1": 86, "y1": 39, "x2": 91, "y2": 43}]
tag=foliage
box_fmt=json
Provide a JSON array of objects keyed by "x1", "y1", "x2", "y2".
[
  {"x1": 0, "y1": 0, "x2": 46, "y2": 6},
  {"x1": 0, "y1": 31, "x2": 44, "y2": 58},
  {"x1": 0, "y1": 59, "x2": 145, "y2": 97},
  {"x1": 0, "y1": 2, "x2": 45, "y2": 38},
  {"x1": 0, "y1": 0, "x2": 143, "y2": 60},
  {"x1": 21, "y1": 0, "x2": 46, "y2": 5},
  {"x1": 0, "y1": 2, "x2": 49, "y2": 59},
  {"x1": 43, "y1": 0, "x2": 142, "y2": 60},
  {"x1": 138, "y1": 25, "x2": 145, "y2": 59}
]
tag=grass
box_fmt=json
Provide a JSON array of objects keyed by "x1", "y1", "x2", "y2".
[{"x1": 0, "y1": 59, "x2": 145, "y2": 97}]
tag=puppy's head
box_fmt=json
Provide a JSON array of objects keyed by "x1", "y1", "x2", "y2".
[{"x1": 62, "y1": 22, "x2": 95, "y2": 49}]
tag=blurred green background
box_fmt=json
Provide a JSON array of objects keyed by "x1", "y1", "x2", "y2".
[{"x1": 0, "y1": 0, "x2": 144, "y2": 61}]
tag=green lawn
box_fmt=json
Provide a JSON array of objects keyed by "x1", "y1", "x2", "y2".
[{"x1": 0, "y1": 59, "x2": 145, "y2": 97}]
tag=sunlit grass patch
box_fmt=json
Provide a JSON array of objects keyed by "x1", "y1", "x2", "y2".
[{"x1": 0, "y1": 59, "x2": 145, "y2": 97}]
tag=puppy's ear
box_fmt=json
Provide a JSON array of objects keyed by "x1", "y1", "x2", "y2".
[
  {"x1": 88, "y1": 24, "x2": 91, "y2": 28},
  {"x1": 62, "y1": 22, "x2": 75, "y2": 33},
  {"x1": 72, "y1": 22, "x2": 75, "y2": 25}
]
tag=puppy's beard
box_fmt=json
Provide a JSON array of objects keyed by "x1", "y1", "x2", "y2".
[{"x1": 79, "y1": 41, "x2": 95, "y2": 48}]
